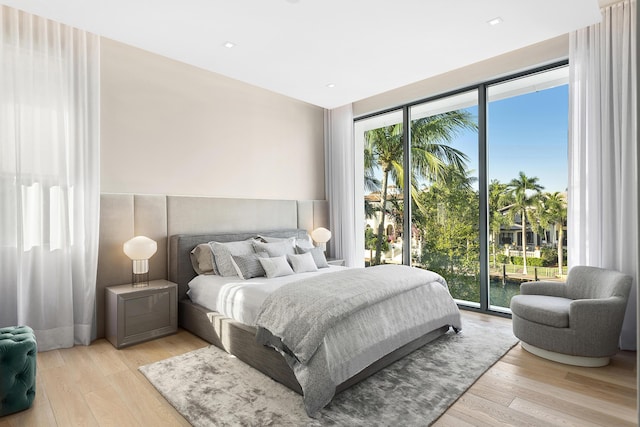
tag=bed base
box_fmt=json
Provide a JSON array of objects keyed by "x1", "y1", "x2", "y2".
[{"x1": 179, "y1": 298, "x2": 449, "y2": 395}]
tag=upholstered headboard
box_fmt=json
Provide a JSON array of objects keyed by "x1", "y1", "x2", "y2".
[{"x1": 169, "y1": 229, "x2": 309, "y2": 301}]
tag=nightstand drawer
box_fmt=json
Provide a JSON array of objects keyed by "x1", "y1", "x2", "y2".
[
  {"x1": 106, "y1": 280, "x2": 177, "y2": 349},
  {"x1": 123, "y1": 291, "x2": 173, "y2": 336}
]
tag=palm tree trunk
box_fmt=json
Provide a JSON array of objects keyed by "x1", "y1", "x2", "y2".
[
  {"x1": 521, "y1": 209, "x2": 528, "y2": 275},
  {"x1": 557, "y1": 223, "x2": 564, "y2": 276},
  {"x1": 375, "y1": 169, "x2": 389, "y2": 265}
]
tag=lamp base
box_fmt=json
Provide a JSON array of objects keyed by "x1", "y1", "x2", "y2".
[{"x1": 132, "y1": 272, "x2": 149, "y2": 288}]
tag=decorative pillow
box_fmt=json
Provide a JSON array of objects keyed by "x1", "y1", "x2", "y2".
[
  {"x1": 258, "y1": 255, "x2": 294, "y2": 279},
  {"x1": 258, "y1": 234, "x2": 314, "y2": 249},
  {"x1": 231, "y1": 252, "x2": 268, "y2": 279},
  {"x1": 287, "y1": 252, "x2": 318, "y2": 274},
  {"x1": 252, "y1": 238, "x2": 296, "y2": 257},
  {"x1": 190, "y1": 243, "x2": 216, "y2": 275},
  {"x1": 210, "y1": 240, "x2": 256, "y2": 277},
  {"x1": 295, "y1": 245, "x2": 329, "y2": 268},
  {"x1": 257, "y1": 235, "x2": 290, "y2": 243},
  {"x1": 295, "y1": 236, "x2": 315, "y2": 250}
]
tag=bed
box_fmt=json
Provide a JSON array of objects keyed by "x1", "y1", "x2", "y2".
[{"x1": 169, "y1": 228, "x2": 462, "y2": 416}]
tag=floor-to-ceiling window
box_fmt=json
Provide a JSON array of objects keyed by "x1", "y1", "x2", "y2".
[
  {"x1": 409, "y1": 91, "x2": 481, "y2": 305},
  {"x1": 487, "y1": 66, "x2": 569, "y2": 312},
  {"x1": 357, "y1": 63, "x2": 569, "y2": 314},
  {"x1": 357, "y1": 110, "x2": 404, "y2": 267}
]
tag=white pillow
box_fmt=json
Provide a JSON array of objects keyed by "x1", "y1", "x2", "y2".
[
  {"x1": 295, "y1": 236, "x2": 315, "y2": 250},
  {"x1": 295, "y1": 245, "x2": 329, "y2": 268},
  {"x1": 252, "y1": 239, "x2": 296, "y2": 257},
  {"x1": 259, "y1": 234, "x2": 314, "y2": 250},
  {"x1": 259, "y1": 255, "x2": 294, "y2": 279},
  {"x1": 287, "y1": 252, "x2": 318, "y2": 274}
]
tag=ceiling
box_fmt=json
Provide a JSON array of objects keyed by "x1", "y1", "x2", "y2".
[{"x1": 0, "y1": 0, "x2": 602, "y2": 109}]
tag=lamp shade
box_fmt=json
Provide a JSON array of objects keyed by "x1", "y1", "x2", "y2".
[
  {"x1": 311, "y1": 227, "x2": 332, "y2": 244},
  {"x1": 123, "y1": 236, "x2": 157, "y2": 260}
]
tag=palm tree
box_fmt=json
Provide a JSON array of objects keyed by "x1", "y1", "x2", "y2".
[
  {"x1": 488, "y1": 180, "x2": 512, "y2": 268},
  {"x1": 365, "y1": 111, "x2": 477, "y2": 265},
  {"x1": 365, "y1": 125, "x2": 402, "y2": 265},
  {"x1": 507, "y1": 172, "x2": 544, "y2": 275},
  {"x1": 539, "y1": 192, "x2": 567, "y2": 276}
]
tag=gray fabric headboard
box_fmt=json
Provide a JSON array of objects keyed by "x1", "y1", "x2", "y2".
[{"x1": 169, "y1": 229, "x2": 309, "y2": 301}]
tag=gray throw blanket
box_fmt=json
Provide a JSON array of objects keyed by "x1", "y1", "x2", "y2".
[{"x1": 255, "y1": 264, "x2": 452, "y2": 416}]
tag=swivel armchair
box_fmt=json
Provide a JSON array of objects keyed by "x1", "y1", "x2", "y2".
[{"x1": 510, "y1": 265, "x2": 632, "y2": 367}]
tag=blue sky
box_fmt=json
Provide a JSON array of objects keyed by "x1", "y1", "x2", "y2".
[{"x1": 456, "y1": 85, "x2": 569, "y2": 193}]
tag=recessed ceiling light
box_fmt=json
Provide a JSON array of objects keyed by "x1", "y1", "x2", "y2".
[
  {"x1": 223, "y1": 41, "x2": 235, "y2": 48},
  {"x1": 326, "y1": 83, "x2": 336, "y2": 88},
  {"x1": 487, "y1": 17, "x2": 503, "y2": 26}
]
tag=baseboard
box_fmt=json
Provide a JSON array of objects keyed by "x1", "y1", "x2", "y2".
[{"x1": 520, "y1": 342, "x2": 610, "y2": 367}]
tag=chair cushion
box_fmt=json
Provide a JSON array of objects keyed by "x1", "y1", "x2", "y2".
[{"x1": 510, "y1": 295, "x2": 572, "y2": 328}]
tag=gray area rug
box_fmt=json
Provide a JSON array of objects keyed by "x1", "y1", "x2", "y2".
[{"x1": 140, "y1": 315, "x2": 518, "y2": 426}]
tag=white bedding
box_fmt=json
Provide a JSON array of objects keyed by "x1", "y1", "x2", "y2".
[{"x1": 187, "y1": 266, "x2": 347, "y2": 326}]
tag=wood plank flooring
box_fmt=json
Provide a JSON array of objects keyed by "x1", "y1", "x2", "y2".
[{"x1": 1, "y1": 311, "x2": 636, "y2": 426}]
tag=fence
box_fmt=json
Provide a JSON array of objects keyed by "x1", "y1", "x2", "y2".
[{"x1": 489, "y1": 263, "x2": 563, "y2": 280}]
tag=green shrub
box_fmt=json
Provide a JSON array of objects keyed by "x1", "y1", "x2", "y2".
[
  {"x1": 496, "y1": 254, "x2": 510, "y2": 264},
  {"x1": 526, "y1": 257, "x2": 545, "y2": 267},
  {"x1": 511, "y1": 256, "x2": 544, "y2": 267},
  {"x1": 540, "y1": 247, "x2": 557, "y2": 266}
]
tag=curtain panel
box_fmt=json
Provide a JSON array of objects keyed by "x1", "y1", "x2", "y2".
[
  {"x1": 568, "y1": 0, "x2": 637, "y2": 350},
  {"x1": 325, "y1": 105, "x2": 359, "y2": 267},
  {"x1": 0, "y1": 7, "x2": 100, "y2": 350}
]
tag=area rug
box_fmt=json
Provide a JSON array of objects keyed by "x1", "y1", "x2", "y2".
[{"x1": 140, "y1": 315, "x2": 518, "y2": 426}]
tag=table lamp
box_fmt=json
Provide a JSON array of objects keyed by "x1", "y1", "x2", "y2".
[
  {"x1": 123, "y1": 236, "x2": 157, "y2": 287},
  {"x1": 311, "y1": 227, "x2": 332, "y2": 252}
]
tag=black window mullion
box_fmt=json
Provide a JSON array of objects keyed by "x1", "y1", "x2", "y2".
[
  {"x1": 478, "y1": 85, "x2": 489, "y2": 312},
  {"x1": 402, "y1": 105, "x2": 411, "y2": 265}
]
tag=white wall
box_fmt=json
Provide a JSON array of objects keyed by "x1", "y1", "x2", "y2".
[
  {"x1": 100, "y1": 38, "x2": 326, "y2": 200},
  {"x1": 353, "y1": 35, "x2": 569, "y2": 117}
]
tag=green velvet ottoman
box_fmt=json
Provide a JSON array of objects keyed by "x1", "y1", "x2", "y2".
[{"x1": 0, "y1": 326, "x2": 37, "y2": 417}]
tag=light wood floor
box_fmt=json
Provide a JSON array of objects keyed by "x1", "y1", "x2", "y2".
[{"x1": 1, "y1": 311, "x2": 636, "y2": 426}]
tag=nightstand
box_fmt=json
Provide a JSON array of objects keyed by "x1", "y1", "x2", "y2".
[
  {"x1": 327, "y1": 258, "x2": 345, "y2": 266},
  {"x1": 105, "y1": 279, "x2": 178, "y2": 349}
]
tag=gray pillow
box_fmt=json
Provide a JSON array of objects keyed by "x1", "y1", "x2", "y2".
[
  {"x1": 210, "y1": 240, "x2": 255, "y2": 277},
  {"x1": 231, "y1": 252, "x2": 268, "y2": 279},
  {"x1": 252, "y1": 238, "x2": 296, "y2": 257},
  {"x1": 295, "y1": 245, "x2": 329, "y2": 268},
  {"x1": 258, "y1": 255, "x2": 294, "y2": 278},
  {"x1": 287, "y1": 252, "x2": 318, "y2": 274}
]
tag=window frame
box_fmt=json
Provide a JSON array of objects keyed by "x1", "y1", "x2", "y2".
[{"x1": 354, "y1": 60, "x2": 569, "y2": 317}]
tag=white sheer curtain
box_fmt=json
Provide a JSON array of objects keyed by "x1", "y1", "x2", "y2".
[
  {"x1": 568, "y1": 0, "x2": 637, "y2": 350},
  {"x1": 325, "y1": 104, "x2": 359, "y2": 267},
  {"x1": 0, "y1": 7, "x2": 100, "y2": 350}
]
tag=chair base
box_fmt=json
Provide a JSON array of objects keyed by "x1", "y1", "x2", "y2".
[{"x1": 520, "y1": 342, "x2": 610, "y2": 367}]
